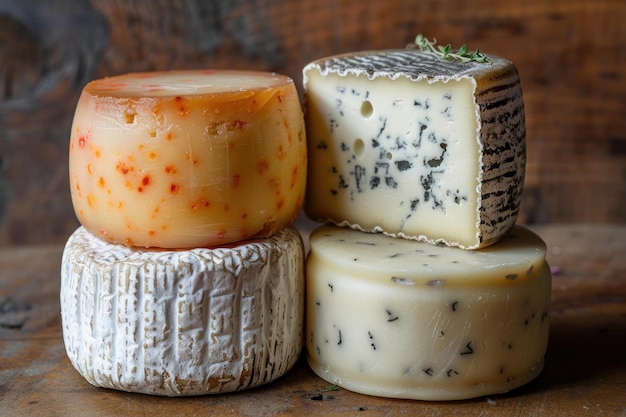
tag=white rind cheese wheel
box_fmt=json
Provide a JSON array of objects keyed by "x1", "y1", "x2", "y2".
[
  {"x1": 303, "y1": 49, "x2": 525, "y2": 249},
  {"x1": 306, "y1": 225, "x2": 550, "y2": 401},
  {"x1": 61, "y1": 226, "x2": 304, "y2": 396},
  {"x1": 69, "y1": 70, "x2": 306, "y2": 249}
]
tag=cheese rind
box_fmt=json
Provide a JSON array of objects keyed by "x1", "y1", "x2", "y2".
[
  {"x1": 69, "y1": 70, "x2": 306, "y2": 248},
  {"x1": 60, "y1": 226, "x2": 304, "y2": 396},
  {"x1": 303, "y1": 50, "x2": 525, "y2": 249},
  {"x1": 306, "y1": 225, "x2": 550, "y2": 400}
]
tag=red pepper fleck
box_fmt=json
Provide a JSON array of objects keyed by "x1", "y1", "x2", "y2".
[
  {"x1": 99, "y1": 228, "x2": 108, "y2": 237},
  {"x1": 277, "y1": 144, "x2": 286, "y2": 160},
  {"x1": 268, "y1": 177, "x2": 281, "y2": 190},
  {"x1": 167, "y1": 132, "x2": 174, "y2": 141},
  {"x1": 151, "y1": 206, "x2": 160, "y2": 219},
  {"x1": 290, "y1": 166, "x2": 300, "y2": 189},
  {"x1": 78, "y1": 136, "x2": 87, "y2": 148},
  {"x1": 231, "y1": 120, "x2": 249, "y2": 130},
  {"x1": 174, "y1": 96, "x2": 189, "y2": 117},
  {"x1": 137, "y1": 175, "x2": 151, "y2": 192},
  {"x1": 241, "y1": 212, "x2": 248, "y2": 219},
  {"x1": 191, "y1": 199, "x2": 210, "y2": 210},
  {"x1": 116, "y1": 162, "x2": 130, "y2": 175},
  {"x1": 148, "y1": 230, "x2": 156, "y2": 237},
  {"x1": 277, "y1": 199, "x2": 284, "y2": 210},
  {"x1": 164, "y1": 165, "x2": 178, "y2": 174},
  {"x1": 185, "y1": 152, "x2": 199, "y2": 165},
  {"x1": 257, "y1": 159, "x2": 269, "y2": 175},
  {"x1": 232, "y1": 174, "x2": 240, "y2": 188},
  {"x1": 170, "y1": 183, "x2": 181, "y2": 194}
]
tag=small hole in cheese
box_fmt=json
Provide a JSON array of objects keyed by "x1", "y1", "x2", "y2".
[
  {"x1": 354, "y1": 138, "x2": 365, "y2": 158},
  {"x1": 360, "y1": 100, "x2": 373, "y2": 118}
]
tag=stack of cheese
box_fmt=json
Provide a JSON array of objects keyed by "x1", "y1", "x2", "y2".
[
  {"x1": 60, "y1": 70, "x2": 307, "y2": 396},
  {"x1": 301, "y1": 49, "x2": 551, "y2": 400}
]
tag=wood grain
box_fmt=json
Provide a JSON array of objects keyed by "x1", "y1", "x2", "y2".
[
  {"x1": 1, "y1": 0, "x2": 625, "y2": 245},
  {"x1": 1, "y1": 224, "x2": 625, "y2": 416}
]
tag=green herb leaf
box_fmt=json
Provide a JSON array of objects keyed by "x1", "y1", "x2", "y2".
[{"x1": 407, "y1": 34, "x2": 491, "y2": 64}]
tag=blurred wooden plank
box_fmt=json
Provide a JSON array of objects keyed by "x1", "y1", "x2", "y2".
[{"x1": 0, "y1": 0, "x2": 625, "y2": 245}]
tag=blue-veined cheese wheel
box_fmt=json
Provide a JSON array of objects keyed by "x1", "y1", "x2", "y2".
[
  {"x1": 303, "y1": 49, "x2": 525, "y2": 249},
  {"x1": 306, "y1": 224, "x2": 551, "y2": 401}
]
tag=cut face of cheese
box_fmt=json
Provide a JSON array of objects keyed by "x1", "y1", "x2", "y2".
[
  {"x1": 306, "y1": 225, "x2": 551, "y2": 401},
  {"x1": 69, "y1": 70, "x2": 306, "y2": 248},
  {"x1": 303, "y1": 50, "x2": 526, "y2": 249},
  {"x1": 60, "y1": 226, "x2": 304, "y2": 396}
]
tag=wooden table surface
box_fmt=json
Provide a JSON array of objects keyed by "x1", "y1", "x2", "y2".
[{"x1": 1, "y1": 224, "x2": 625, "y2": 416}]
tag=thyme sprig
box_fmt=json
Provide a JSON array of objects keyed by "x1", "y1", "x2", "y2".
[
  {"x1": 408, "y1": 34, "x2": 491, "y2": 64},
  {"x1": 323, "y1": 384, "x2": 339, "y2": 392}
]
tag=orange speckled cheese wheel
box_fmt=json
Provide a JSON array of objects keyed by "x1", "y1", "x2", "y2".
[{"x1": 69, "y1": 70, "x2": 307, "y2": 248}]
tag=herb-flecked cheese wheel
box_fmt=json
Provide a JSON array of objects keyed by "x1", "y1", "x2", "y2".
[
  {"x1": 60, "y1": 226, "x2": 304, "y2": 396},
  {"x1": 69, "y1": 70, "x2": 306, "y2": 249},
  {"x1": 303, "y1": 49, "x2": 525, "y2": 249},
  {"x1": 306, "y1": 225, "x2": 550, "y2": 401}
]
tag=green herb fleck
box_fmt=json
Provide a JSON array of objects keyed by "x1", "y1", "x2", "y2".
[
  {"x1": 323, "y1": 384, "x2": 339, "y2": 392},
  {"x1": 408, "y1": 34, "x2": 491, "y2": 64}
]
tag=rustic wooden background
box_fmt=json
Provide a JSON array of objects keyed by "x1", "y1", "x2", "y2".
[{"x1": 0, "y1": 0, "x2": 624, "y2": 246}]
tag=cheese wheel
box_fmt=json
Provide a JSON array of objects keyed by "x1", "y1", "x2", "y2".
[
  {"x1": 303, "y1": 49, "x2": 525, "y2": 249},
  {"x1": 69, "y1": 70, "x2": 306, "y2": 248},
  {"x1": 60, "y1": 226, "x2": 304, "y2": 396},
  {"x1": 306, "y1": 225, "x2": 550, "y2": 401}
]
